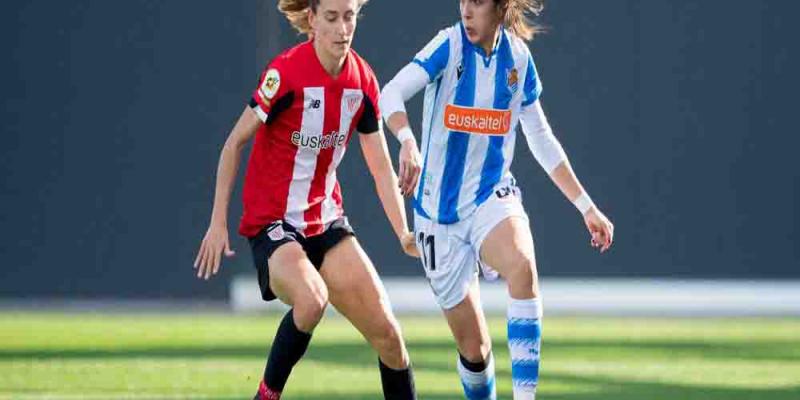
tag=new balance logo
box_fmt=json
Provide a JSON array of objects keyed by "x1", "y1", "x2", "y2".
[{"x1": 308, "y1": 99, "x2": 321, "y2": 109}]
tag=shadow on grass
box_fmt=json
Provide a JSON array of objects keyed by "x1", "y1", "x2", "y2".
[
  {"x1": 3, "y1": 338, "x2": 799, "y2": 399},
  {"x1": 227, "y1": 376, "x2": 800, "y2": 400},
  {"x1": 543, "y1": 338, "x2": 800, "y2": 362},
  {"x1": 2, "y1": 337, "x2": 797, "y2": 363},
  {"x1": 544, "y1": 372, "x2": 800, "y2": 400},
  {"x1": 287, "y1": 395, "x2": 463, "y2": 400},
  {"x1": 171, "y1": 396, "x2": 460, "y2": 400},
  {"x1": 2, "y1": 384, "x2": 798, "y2": 400}
]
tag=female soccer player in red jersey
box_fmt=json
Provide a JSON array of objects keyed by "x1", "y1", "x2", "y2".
[
  {"x1": 380, "y1": 0, "x2": 614, "y2": 398},
  {"x1": 194, "y1": 1, "x2": 421, "y2": 398}
]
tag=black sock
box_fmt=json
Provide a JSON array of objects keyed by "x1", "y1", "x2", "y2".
[
  {"x1": 459, "y1": 352, "x2": 488, "y2": 373},
  {"x1": 263, "y1": 310, "x2": 312, "y2": 393},
  {"x1": 378, "y1": 358, "x2": 417, "y2": 400}
]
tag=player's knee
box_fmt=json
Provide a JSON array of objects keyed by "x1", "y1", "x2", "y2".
[
  {"x1": 293, "y1": 285, "x2": 329, "y2": 331},
  {"x1": 374, "y1": 318, "x2": 402, "y2": 350},
  {"x1": 372, "y1": 318, "x2": 407, "y2": 366},
  {"x1": 506, "y1": 252, "x2": 539, "y2": 298}
]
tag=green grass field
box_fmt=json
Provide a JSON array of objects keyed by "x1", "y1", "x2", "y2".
[{"x1": 1, "y1": 312, "x2": 798, "y2": 399}]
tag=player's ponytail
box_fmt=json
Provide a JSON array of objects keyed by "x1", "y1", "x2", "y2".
[
  {"x1": 278, "y1": 0, "x2": 370, "y2": 35},
  {"x1": 278, "y1": 0, "x2": 319, "y2": 34},
  {"x1": 497, "y1": 0, "x2": 544, "y2": 41}
]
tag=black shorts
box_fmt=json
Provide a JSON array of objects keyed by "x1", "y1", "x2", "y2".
[{"x1": 248, "y1": 217, "x2": 355, "y2": 301}]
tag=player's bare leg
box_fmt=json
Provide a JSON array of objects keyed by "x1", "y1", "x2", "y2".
[
  {"x1": 269, "y1": 242, "x2": 329, "y2": 331},
  {"x1": 255, "y1": 242, "x2": 328, "y2": 400},
  {"x1": 443, "y1": 281, "x2": 497, "y2": 399},
  {"x1": 320, "y1": 236, "x2": 416, "y2": 399},
  {"x1": 480, "y1": 216, "x2": 542, "y2": 399},
  {"x1": 481, "y1": 217, "x2": 540, "y2": 299}
]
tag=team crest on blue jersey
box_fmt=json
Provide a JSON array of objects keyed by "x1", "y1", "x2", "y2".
[{"x1": 507, "y1": 68, "x2": 519, "y2": 94}]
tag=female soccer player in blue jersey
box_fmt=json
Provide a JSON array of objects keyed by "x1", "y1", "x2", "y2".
[{"x1": 380, "y1": 0, "x2": 615, "y2": 398}]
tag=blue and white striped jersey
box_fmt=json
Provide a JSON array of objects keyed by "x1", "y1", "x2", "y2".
[{"x1": 412, "y1": 22, "x2": 543, "y2": 224}]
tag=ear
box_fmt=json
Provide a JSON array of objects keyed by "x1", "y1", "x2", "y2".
[{"x1": 307, "y1": 7, "x2": 316, "y2": 33}]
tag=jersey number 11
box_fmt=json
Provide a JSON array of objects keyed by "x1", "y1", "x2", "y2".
[{"x1": 417, "y1": 232, "x2": 436, "y2": 271}]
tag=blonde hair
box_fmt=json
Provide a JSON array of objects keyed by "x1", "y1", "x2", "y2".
[
  {"x1": 497, "y1": 0, "x2": 545, "y2": 41},
  {"x1": 278, "y1": 0, "x2": 369, "y2": 35}
]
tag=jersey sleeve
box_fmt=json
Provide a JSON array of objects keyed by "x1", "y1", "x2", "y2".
[
  {"x1": 520, "y1": 100, "x2": 566, "y2": 173},
  {"x1": 357, "y1": 64, "x2": 381, "y2": 135},
  {"x1": 521, "y1": 50, "x2": 543, "y2": 107},
  {"x1": 249, "y1": 59, "x2": 293, "y2": 124},
  {"x1": 378, "y1": 62, "x2": 430, "y2": 122},
  {"x1": 412, "y1": 28, "x2": 451, "y2": 82}
]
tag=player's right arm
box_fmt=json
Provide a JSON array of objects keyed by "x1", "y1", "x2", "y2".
[
  {"x1": 194, "y1": 107, "x2": 260, "y2": 280},
  {"x1": 380, "y1": 66, "x2": 426, "y2": 196},
  {"x1": 195, "y1": 63, "x2": 290, "y2": 280},
  {"x1": 379, "y1": 28, "x2": 451, "y2": 196}
]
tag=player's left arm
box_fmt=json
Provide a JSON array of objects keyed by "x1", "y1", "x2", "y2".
[
  {"x1": 519, "y1": 100, "x2": 615, "y2": 253},
  {"x1": 518, "y1": 50, "x2": 613, "y2": 252}
]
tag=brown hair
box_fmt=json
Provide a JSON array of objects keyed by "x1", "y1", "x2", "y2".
[
  {"x1": 496, "y1": 0, "x2": 544, "y2": 41},
  {"x1": 278, "y1": 0, "x2": 369, "y2": 35}
]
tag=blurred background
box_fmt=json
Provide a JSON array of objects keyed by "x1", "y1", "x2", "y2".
[
  {"x1": 1, "y1": 0, "x2": 798, "y2": 308},
  {"x1": 2, "y1": 1, "x2": 799, "y2": 399}
]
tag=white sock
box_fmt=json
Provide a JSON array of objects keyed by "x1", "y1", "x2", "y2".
[{"x1": 508, "y1": 297, "x2": 543, "y2": 400}]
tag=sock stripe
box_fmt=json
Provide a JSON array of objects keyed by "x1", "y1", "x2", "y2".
[
  {"x1": 507, "y1": 298, "x2": 543, "y2": 320},
  {"x1": 507, "y1": 319, "x2": 541, "y2": 342},
  {"x1": 512, "y1": 387, "x2": 537, "y2": 400},
  {"x1": 457, "y1": 353, "x2": 497, "y2": 400},
  {"x1": 259, "y1": 379, "x2": 281, "y2": 400},
  {"x1": 462, "y1": 377, "x2": 495, "y2": 399},
  {"x1": 509, "y1": 342, "x2": 540, "y2": 361},
  {"x1": 511, "y1": 360, "x2": 539, "y2": 386}
]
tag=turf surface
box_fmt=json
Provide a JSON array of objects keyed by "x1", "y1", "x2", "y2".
[{"x1": 1, "y1": 312, "x2": 798, "y2": 399}]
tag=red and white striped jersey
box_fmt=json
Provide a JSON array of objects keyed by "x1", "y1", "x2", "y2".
[{"x1": 239, "y1": 40, "x2": 381, "y2": 238}]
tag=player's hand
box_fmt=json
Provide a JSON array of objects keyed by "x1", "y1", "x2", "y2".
[
  {"x1": 584, "y1": 208, "x2": 614, "y2": 253},
  {"x1": 398, "y1": 139, "x2": 421, "y2": 197},
  {"x1": 400, "y1": 231, "x2": 420, "y2": 258},
  {"x1": 194, "y1": 224, "x2": 235, "y2": 280}
]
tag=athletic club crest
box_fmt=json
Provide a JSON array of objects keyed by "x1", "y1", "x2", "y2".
[
  {"x1": 267, "y1": 223, "x2": 286, "y2": 241},
  {"x1": 507, "y1": 68, "x2": 519, "y2": 94},
  {"x1": 347, "y1": 96, "x2": 359, "y2": 113},
  {"x1": 343, "y1": 92, "x2": 363, "y2": 114}
]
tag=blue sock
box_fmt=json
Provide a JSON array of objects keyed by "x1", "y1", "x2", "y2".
[
  {"x1": 457, "y1": 352, "x2": 496, "y2": 400},
  {"x1": 507, "y1": 297, "x2": 542, "y2": 399}
]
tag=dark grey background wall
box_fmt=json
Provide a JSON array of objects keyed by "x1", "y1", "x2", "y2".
[{"x1": 1, "y1": 1, "x2": 797, "y2": 300}]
